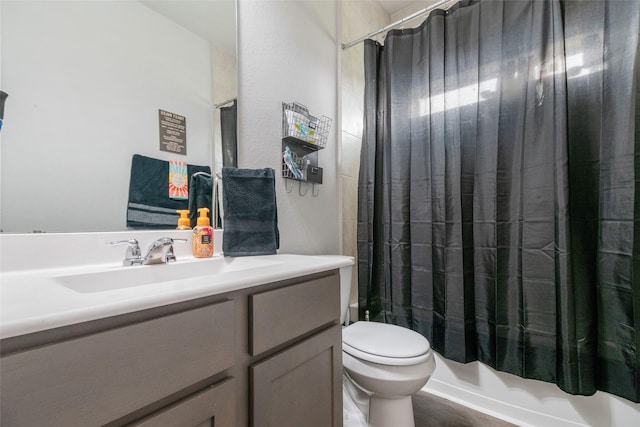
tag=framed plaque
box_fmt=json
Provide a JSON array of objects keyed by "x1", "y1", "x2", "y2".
[{"x1": 159, "y1": 109, "x2": 186, "y2": 155}]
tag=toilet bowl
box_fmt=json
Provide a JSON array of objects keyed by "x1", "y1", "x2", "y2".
[{"x1": 336, "y1": 261, "x2": 436, "y2": 427}]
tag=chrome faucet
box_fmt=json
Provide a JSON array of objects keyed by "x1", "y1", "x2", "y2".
[
  {"x1": 142, "y1": 237, "x2": 186, "y2": 265},
  {"x1": 108, "y1": 238, "x2": 187, "y2": 266}
]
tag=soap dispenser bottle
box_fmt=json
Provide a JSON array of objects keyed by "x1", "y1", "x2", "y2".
[
  {"x1": 176, "y1": 210, "x2": 192, "y2": 230},
  {"x1": 193, "y1": 207, "x2": 213, "y2": 258}
]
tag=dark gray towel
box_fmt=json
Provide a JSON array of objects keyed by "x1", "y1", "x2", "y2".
[
  {"x1": 222, "y1": 167, "x2": 279, "y2": 256},
  {"x1": 127, "y1": 154, "x2": 210, "y2": 228},
  {"x1": 188, "y1": 172, "x2": 213, "y2": 228}
]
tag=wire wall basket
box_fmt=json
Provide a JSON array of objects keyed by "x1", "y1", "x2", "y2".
[
  {"x1": 282, "y1": 148, "x2": 305, "y2": 180},
  {"x1": 282, "y1": 102, "x2": 331, "y2": 150}
]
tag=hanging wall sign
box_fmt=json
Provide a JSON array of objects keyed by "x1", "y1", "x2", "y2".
[{"x1": 158, "y1": 109, "x2": 186, "y2": 155}]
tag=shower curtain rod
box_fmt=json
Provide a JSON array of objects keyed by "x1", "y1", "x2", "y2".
[
  {"x1": 342, "y1": 0, "x2": 454, "y2": 51},
  {"x1": 214, "y1": 98, "x2": 236, "y2": 109}
]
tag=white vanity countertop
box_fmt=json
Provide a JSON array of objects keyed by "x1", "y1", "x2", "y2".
[{"x1": 0, "y1": 251, "x2": 354, "y2": 340}]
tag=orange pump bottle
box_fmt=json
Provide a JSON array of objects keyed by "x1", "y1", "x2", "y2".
[
  {"x1": 193, "y1": 207, "x2": 213, "y2": 258},
  {"x1": 176, "y1": 210, "x2": 192, "y2": 230}
]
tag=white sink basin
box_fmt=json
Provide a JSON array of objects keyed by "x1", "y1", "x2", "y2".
[{"x1": 54, "y1": 257, "x2": 281, "y2": 293}]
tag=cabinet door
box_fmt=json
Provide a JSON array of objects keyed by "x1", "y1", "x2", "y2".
[
  {"x1": 250, "y1": 325, "x2": 342, "y2": 427},
  {"x1": 128, "y1": 377, "x2": 235, "y2": 427}
]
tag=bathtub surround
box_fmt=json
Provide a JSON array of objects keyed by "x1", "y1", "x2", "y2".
[{"x1": 358, "y1": 0, "x2": 639, "y2": 407}]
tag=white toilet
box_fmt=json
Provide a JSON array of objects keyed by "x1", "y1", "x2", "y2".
[{"x1": 338, "y1": 264, "x2": 436, "y2": 427}]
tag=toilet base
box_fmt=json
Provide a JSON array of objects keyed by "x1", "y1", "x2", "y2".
[
  {"x1": 343, "y1": 373, "x2": 369, "y2": 427},
  {"x1": 369, "y1": 395, "x2": 415, "y2": 427}
]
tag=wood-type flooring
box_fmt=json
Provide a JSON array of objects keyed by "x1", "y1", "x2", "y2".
[{"x1": 412, "y1": 391, "x2": 520, "y2": 427}]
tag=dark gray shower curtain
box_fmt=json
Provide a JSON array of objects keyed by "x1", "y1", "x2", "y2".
[
  {"x1": 357, "y1": 0, "x2": 640, "y2": 402},
  {"x1": 220, "y1": 100, "x2": 238, "y2": 168}
]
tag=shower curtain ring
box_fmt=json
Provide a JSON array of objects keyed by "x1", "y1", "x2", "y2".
[
  {"x1": 312, "y1": 183, "x2": 319, "y2": 197},
  {"x1": 298, "y1": 181, "x2": 308, "y2": 196}
]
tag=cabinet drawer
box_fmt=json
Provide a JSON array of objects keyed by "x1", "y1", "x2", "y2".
[
  {"x1": 129, "y1": 377, "x2": 236, "y2": 427},
  {"x1": 250, "y1": 273, "x2": 339, "y2": 356},
  {"x1": 1, "y1": 299, "x2": 235, "y2": 427}
]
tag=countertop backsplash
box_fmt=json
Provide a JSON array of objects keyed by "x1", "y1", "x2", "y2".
[{"x1": 0, "y1": 229, "x2": 224, "y2": 273}]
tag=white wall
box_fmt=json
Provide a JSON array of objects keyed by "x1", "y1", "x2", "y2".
[
  {"x1": 237, "y1": 0, "x2": 340, "y2": 255},
  {"x1": 0, "y1": 1, "x2": 213, "y2": 233}
]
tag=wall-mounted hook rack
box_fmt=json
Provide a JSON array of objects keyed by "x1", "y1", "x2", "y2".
[
  {"x1": 281, "y1": 101, "x2": 331, "y2": 197},
  {"x1": 298, "y1": 181, "x2": 308, "y2": 196},
  {"x1": 284, "y1": 180, "x2": 293, "y2": 193}
]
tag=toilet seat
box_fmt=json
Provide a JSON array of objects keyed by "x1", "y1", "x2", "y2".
[{"x1": 342, "y1": 322, "x2": 432, "y2": 366}]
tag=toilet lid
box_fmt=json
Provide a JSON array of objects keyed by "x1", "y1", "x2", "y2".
[{"x1": 342, "y1": 321, "x2": 431, "y2": 359}]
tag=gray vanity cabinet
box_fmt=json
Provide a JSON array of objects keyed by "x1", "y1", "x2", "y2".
[{"x1": 0, "y1": 269, "x2": 343, "y2": 427}]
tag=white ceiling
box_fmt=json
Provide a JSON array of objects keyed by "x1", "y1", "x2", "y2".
[
  {"x1": 139, "y1": 0, "x2": 236, "y2": 55},
  {"x1": 378, "y1": 0, "x2": 424, "y2": 15},
  {"x1": 138, "y1": 1, "x2": 433, "y2": 57}
]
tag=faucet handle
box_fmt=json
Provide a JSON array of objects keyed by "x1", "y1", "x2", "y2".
[
  {"x1": 164, "y1": 238, "x2": 188, "y2": 263},
  {"x1": 108, "y1": 238, "x2": 140, "y2": 252},
  {"x1": 108, "y1": 239, "x2": 142, "y2": 265}
]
